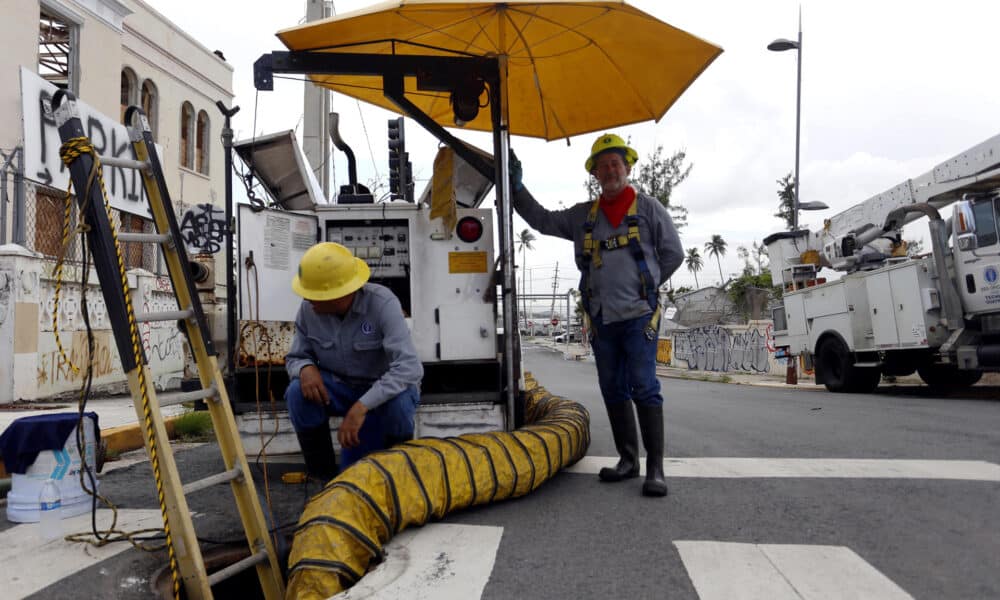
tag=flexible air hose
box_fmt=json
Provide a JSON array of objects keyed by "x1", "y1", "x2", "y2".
[{"x1": 285, "y1": 377, "x2": 590, "y2": 599}]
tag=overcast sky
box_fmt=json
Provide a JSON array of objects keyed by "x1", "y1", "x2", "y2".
[{"x1": 146, "y1": 0, "x2": 1000, "y2": 293}]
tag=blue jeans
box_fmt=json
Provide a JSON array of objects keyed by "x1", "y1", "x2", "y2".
[
  {"x1": 591, "y1": 314, "x2": 662, "y2": 408},
  {"x1": 285, "y1": 371, "x2": 419, "y2": 468}
]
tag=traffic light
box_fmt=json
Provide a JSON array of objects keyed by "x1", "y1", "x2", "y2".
[{"x1": 388, "y1": 117, "x2": 405, "y2": 199}]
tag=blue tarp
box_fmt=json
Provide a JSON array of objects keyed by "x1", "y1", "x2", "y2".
[{"x1": 0, "y1": 412, "x2": 100, "y2": 474}]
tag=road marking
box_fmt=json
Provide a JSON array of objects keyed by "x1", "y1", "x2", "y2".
[
  {"x1": 565, "y1": 457, "x2": 1000, "y2": 481},
  {"x1": 675, "y1": 541, "x2": 914, "y2": 599},
  {"x1": 0, "y1": 509, "x2": 163, "y2": 599},
  {"x1": 334, "y1": 523, "x2": 503, "y2": 600}
]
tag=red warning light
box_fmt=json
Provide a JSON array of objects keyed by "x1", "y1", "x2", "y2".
[{"x1": 456, "y1": 216, "x2": 483, "y2": 243}]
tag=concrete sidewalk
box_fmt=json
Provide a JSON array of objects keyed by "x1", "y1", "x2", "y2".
[{"x1": 529, "y1": 337, "x2": 831, "y2": 391}]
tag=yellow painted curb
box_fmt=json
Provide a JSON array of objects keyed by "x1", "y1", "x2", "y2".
[{"x1": 101, "y1": 415, "x2": 183, "y2": 456}]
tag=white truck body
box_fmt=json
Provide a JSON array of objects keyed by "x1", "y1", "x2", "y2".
[{"x1": 767, "y1": 132, "x2": 1000, "y2": 392}]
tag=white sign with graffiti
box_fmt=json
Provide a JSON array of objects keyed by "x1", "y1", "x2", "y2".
[{"x1": 19, "y1": 67, "x2": 151, "y2": 218}]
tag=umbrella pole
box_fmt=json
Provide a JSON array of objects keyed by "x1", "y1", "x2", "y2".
[{"x1": 491, "y1": 54, "x2": 519, "y2": 430}]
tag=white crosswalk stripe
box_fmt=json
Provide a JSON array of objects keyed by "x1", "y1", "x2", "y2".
[
  {"x1": 675, "y1": 541, "x2": 914, "y2": 600},
  {"x1": 565, "y1": 456, "x2": 1000, "y2": 481},
  {"x1": 0, "y1": 509, "x2": 164, "y2": 599},
  {"x1": 334, "y1": 523, "x2": 504, "y2": 600}
]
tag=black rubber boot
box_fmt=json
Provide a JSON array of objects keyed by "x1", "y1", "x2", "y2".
[
  {"x1": 599, "y1": 401, "x2": 640, "y2": 482},
  {"x1": 295, "y1": 425, "x2": 339, "y2": 483},
  {"x1": 636, "y1": 404, "x2": 668, "y2": 497}
]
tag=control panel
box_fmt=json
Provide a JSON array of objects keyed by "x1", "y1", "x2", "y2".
[{"x1": 325, "y1": 219, "x2": 410, "y2": 279}]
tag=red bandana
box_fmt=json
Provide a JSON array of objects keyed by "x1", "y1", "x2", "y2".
[{"x1": 599, "y1": 186, "x2": 636, "y2": 228}]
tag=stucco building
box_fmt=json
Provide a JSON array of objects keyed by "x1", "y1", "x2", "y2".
[{"x1": 0, "y1": 0, "x2": 234, "y2": 402}]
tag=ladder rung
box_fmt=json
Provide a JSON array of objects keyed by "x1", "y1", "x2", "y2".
[
  {"x1": 99, "y1": 155, "x2": 150, "y2": 171},
  {"x1": 182, "y1": 466, "x2": 242, "y2": 495},
  {"x1": 207, "y1": 549, "x2": 269, "y2": 587},
  {"x1": 159, "y1": 384, "x2": 218, "y2": 407},
  {"x1": 117, "y1": 232, "x2": 171, "y2": 245},
  {"x1": 136, "y1": 309, "x2": 193, "y2": 323}
]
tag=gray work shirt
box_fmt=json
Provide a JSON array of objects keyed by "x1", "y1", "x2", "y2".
[
  {"x1": 513, "y1": 187, "x2": 683, "y2": 323},
  {"x1": 285, "y1": 283, "x2": 423, "y2": 410}
]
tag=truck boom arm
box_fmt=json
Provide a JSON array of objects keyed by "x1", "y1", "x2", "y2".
[{"x1": 766, "y1": 131, "x2": 1000, "y2": 284}]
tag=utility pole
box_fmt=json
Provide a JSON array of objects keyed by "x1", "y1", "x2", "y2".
[{"x1": 550, "y1": 262, "x2": 559, "y2": 323}]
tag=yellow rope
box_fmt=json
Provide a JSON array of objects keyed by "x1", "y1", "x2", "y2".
[{"x1": 58, "y1": 137, "x2": 182, "y2": 600}]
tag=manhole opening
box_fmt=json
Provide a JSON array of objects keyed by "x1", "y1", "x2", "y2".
[{"x1": 151, "y1": 541, "x2": 289, "y2": 599}]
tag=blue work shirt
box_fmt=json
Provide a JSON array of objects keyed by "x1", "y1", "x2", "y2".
[{"x1": 285, "y1": 283, "x2": 423, "y2": 410}]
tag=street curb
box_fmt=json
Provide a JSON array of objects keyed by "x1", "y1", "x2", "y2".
[{"x1": 101, "y1": 415, "x2": 184, "y2": 457}]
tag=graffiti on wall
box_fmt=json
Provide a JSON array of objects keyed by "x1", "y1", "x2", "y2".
[
  {"x1": 673, "y1": 323, "x2": 775, "y2": 373},
  {"x1": 180, "y1": 203, "x2": 226, "y2": 253},
  {"x1": 37, "y1": 330, "x2": 121, "y2": 386}
]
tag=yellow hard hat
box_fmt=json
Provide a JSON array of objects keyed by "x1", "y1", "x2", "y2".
[
  {"x1": 291, "y1": 242, "x2": 370, "y2": 301},
  {"x1": 584, "y1": 133, "x2": 638, "y2": 173}
]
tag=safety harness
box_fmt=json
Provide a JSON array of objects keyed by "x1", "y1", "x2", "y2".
[{"x1": 580, "y1": 196, "x2": 661, "y2": 339}]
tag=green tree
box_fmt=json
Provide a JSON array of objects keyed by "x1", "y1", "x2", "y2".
[
  {"x1": 584, "y1": 144, "x2": 692, "y2": 229},
  {"x1": 752, "y1": 240, "x2": 768, "y2": 274},
  {"x1": 704, "y1": 234, "x2": 728, "y2": 284},
  {"x1": 905, "y1": 238, "x2": 925, "y2": 256},
  {"x1": 737, "y1": 245, "x2": 753, "y2": 277},
  {"x1": 775, "y1": 172, "x2": 795, "y2": 231},
  {"x1": 685, "y1": 247, "x2": 703, "y2": 288},
  {"x1": 727, "y1": 271, "x2": 782, "y2": 321}
]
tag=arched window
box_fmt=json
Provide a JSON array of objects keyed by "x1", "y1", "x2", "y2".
[
  {"x1": 196, "y1": 110, "x2": 210, "y2": 175},
  {"x1": 180, "y1": 101, "x2": 195, "y2": 169},
  {"x1": 140, "y1": 79, "x2": 158, "y2": 138},
  {"x1": 120, "y1": 68, "x2": 137, "y2": 123}
]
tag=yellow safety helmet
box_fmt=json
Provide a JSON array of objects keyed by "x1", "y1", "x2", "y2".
[
  {"x1": 291, "y1": 242, "x2": 370, "y2": 301},
  {"x1": 584, "y1": 133, "x2": 638, "y2": 173}
]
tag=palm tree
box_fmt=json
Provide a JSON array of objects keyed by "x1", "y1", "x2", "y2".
[
  {"x1": 704, "y1": 234, "x2": 728, "y2": 285},
  {"x1": 516, "y1": 229, "x2": 536, "y2": 325},
  {"x1": 685, "y1": 247, "x2": 703, "y2": 288}
]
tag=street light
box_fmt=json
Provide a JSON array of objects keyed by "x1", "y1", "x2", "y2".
[{"x1": 768, "y1": 10, "x2": 811, "y2": 230}]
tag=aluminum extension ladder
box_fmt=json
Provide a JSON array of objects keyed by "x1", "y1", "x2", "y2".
[{"x1": 51, "y1": 91, "x2": 284, "y2": 600}]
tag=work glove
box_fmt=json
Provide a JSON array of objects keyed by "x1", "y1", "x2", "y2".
[{"x1": 509, "y1": 149, "x2": 524, "y2": 193}]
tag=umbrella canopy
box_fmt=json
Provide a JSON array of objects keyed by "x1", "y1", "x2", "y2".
[{"x1": 277, "y1": 0, "x2": 722, "y2": 140}]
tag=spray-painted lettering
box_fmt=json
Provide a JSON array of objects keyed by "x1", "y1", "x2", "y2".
[
  {"x1": 673, "y1": 324, "x2": 775, "y2": 373},
  {"x1": 21, "y1": 68, "x2": 150, "y2": 217},
  {"x1": 180, "y1": 203, "x2": 226, "y2": 253}
]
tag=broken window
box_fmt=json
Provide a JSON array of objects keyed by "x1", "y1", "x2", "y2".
[
  {"x1": 38, "y1": 8, "x2": 77, "y2": 91},
  {"x1": 180, "y1": 102, "x2": 194, "y2": 169},
  {"x1": 121, "y1": 68, "x2": 138, "y2": 123},
  {"x1": 196, "y1": 110, "x2": 210, "y2": 175},
  {"x1": 141, "y1": 79, "x2": 159, "y2": 139}
]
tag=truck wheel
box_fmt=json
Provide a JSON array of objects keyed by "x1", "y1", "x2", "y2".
[
  {"x1": 917, "y1": 364, "x2": 983, "y2": 389},
  {"x1": 817, "y1": 337, "x2": 881, "y2": 393}
]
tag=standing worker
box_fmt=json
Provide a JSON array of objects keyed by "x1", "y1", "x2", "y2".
[
  {"x1": 510, "y1": 134, "x2": 683, "y2": 496},
  {"x1": 285, "y1": 242, "x2": 423, "y2": 481}
]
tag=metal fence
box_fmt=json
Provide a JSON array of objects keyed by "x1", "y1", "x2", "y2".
[
  {"x1": 2, "y1": 147, "x2": 164, "y2": 273},
  {"x1": 1, "y1": 146, "x2": 25, "y2": 246}
]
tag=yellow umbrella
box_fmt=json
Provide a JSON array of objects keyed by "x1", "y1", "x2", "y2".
[{"x1": 276, "y1": 0, "x2": 722, "y2": 141}]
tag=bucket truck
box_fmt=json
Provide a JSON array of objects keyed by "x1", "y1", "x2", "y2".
[{"x1": 765, "y1": 133, "x2": 1000, "y2": 392}]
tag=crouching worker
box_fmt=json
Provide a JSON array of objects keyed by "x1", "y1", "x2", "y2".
[{"x1": 285, "y1": 242, "x2": 423, "y2": 481}]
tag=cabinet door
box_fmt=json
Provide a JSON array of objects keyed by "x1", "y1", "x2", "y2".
[
  {"x1": 865, "y1": 272, "x2": 898, "y2": 347},
  {"x1": 889, "y1": 266, "x2": 928, "y2": 347}
]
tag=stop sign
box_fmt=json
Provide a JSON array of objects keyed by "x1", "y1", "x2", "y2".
[{"x1": 550, "y1": 317, "x2": 559, "y2": 326}]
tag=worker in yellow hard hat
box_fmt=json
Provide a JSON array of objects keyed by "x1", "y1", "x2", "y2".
[
  {"x1": 508, "y1": 133, "x2": 683, "y2": 497},
  {"x1": 284, "y1": 242, "x2": 423, "y2": 480}
]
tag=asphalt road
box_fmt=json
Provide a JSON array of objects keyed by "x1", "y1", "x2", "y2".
[{"x1": 9, "y1": 344, "x2": 1000, "y2": 599}]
